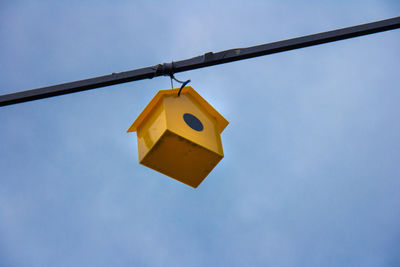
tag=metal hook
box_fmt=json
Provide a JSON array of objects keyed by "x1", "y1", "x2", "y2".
[
  {"x1": 177, "y1": 79, "x2": 191, "y2": 96},
  {"x1": 170, "y1": 74, "x2": 191, "y2": 96}
]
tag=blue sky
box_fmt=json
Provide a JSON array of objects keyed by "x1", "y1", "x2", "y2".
[{"x1": 1, "y1": 1, "x2": 400, "y2": 266}]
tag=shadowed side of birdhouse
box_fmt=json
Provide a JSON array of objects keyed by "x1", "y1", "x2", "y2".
[{"x1": 140, "y1": 129, "x2": 223, "y2": 188}]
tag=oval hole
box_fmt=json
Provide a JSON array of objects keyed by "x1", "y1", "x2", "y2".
[{"x1": 183, "y1": 113, "x2": 203, "y2": 131}]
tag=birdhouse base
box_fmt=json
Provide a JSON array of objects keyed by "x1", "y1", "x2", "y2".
[{"x1": 140, "y1": 130, "x2": 223, "y2": 188}]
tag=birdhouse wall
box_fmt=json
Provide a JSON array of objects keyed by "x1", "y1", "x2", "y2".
[
  {"x1": 163, "y1": 94, "x2": 224, "y2": 157},
  {"x1": 136, "y1": 99, "x2": 167, "y2": 162}
]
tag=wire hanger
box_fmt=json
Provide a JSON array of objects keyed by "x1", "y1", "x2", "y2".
[{"x1": 170, "y1": 74, "x2": 191, "y2": 96}]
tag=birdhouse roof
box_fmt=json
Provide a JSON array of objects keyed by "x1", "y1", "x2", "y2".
[{"x1": 127, "y1": 86, "x2": 228, "y2": 133}]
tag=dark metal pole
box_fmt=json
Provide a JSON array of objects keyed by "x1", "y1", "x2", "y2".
[{"x1": 1, "y1": 16, "x2": 399, "y2": 107}]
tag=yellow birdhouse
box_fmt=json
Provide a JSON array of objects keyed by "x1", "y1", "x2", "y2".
[{"x1": 127, "y1": 86, "x2": 228, "y2": 188}]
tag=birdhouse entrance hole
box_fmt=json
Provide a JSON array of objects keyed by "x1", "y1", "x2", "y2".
[{"x1": 183, "y1": 113, "x2": 203, "y2": 131}]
